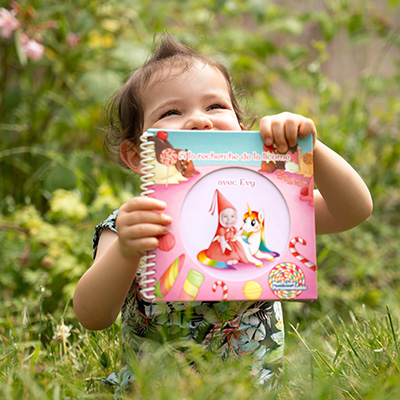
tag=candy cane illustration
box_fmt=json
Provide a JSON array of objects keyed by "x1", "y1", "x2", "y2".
[
  {"x1": 289, "y1": 237, "x2": 316, "y2": 271},
  {"x1": 212, "y1": 280, "x2": 228, "y2": 301}
]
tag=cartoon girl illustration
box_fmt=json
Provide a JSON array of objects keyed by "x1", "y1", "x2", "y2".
[{"x1": 203, "y1": 189, "x2": 248, "y2": 265}]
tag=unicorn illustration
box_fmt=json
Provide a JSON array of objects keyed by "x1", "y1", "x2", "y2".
[{"x1": 236, "y1": 205, "x2": 279, "y2": 268}]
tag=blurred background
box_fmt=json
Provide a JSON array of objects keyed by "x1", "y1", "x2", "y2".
[{"x1": 1, "y1": 0, "x2": 399, "y2": 397}]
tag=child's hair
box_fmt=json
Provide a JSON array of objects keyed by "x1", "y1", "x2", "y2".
[{"x1": 105, "y1": 32, "x2": 246, "y2": 167}]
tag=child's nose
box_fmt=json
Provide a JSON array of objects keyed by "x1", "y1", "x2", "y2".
[{"x1": 184, "y1": 113, "x2": 213, "y2": 130}]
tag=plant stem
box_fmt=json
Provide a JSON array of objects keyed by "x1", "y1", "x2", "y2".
[{"x1": 0, "y1": 40, "x2": 10, "y2": 121}]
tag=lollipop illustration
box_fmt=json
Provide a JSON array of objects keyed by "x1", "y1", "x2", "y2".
[
  {"x1": 160, "y1": 147, "x2": 178, "y2": 188},
  {"x1": 269, "y1": 262, "x2": 306, "y2": 300},
  {"x1": 302, "y1": 151, "x2": 313, "y2": 177}
]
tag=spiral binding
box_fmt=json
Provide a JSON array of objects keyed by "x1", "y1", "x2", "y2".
[
  {"x1": 137, "y1": 131, "x2": 157, "y2": 300},
  {"x1": 139, "y1": 131, "x2": 156, "y2": 197}
]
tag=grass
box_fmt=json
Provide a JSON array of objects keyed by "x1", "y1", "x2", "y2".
[
  {"x1": 281, "y1": 306, "x2": 400, "y2": 399},
  {"x1": 1, "y1": 302, "x2": 399, "y2": 399}
]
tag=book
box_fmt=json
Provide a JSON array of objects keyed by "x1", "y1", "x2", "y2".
[{"x1": 138, "y1": 129, "x2": 317, "y2": 302}]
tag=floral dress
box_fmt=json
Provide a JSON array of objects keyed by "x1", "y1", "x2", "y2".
[{"x1": 94, "y1": 210, "x2": 284, "y2": 392}]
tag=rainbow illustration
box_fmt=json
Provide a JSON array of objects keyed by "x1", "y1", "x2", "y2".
[{"x1": 197, "y1": 250, "x2": 236, "y2": 270}]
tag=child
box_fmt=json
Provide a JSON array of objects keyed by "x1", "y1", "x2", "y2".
[
  {"x1": 203, "y1": 189, "x2": 249, "y2": 265},
  {"x1": 73, "y1": 33, "x2": 373, "y2": 390}
]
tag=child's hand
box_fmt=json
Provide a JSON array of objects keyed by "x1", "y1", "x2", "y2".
[
  {"x1": 259, "y1": 112, "x2": 317, "y2": 153},
  {"x1": 116, "y1": 197, "x2": 172, "y2": 260}
]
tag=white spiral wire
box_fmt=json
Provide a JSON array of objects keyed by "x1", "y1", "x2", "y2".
[
  {"x1": 139, "y1": 131, "x2": 156, "y2": 197},
  {"x1": 137, "y1": 131, "x2": 157, "y2": 300}
]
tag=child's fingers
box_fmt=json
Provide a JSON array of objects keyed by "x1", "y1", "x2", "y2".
[
  {"x1": 284, "y1": 118, "x2": 298, "y2": 148},
  {"x1": 121, "y1": 236, "x2": 160, "y2": 255},
  {"x1": 117, "y1": 222, "x2": 168, "y2": 257},
  {"x1": 259, "y1": 116, "x2": 274, "y2": 146},
  {"x1": 119, "y1": 222, "x2": 169, "y2": 240},
  {"x1": 116, "y1": 197, "x2": 173, "y2": 258},
  {"x1": 118, "y1": 209, "x2": 172, "y2": 228},
  {"x1": 260, "y1": 113, "x2": 317, "y2": 150},
  {"x1": 298, "y1": 118, "x2": 316, "y2": 138},
  {"x1": 271, "y1": 120, "x2": 288, "y2": 153},
  {"x1": 117, "y1": 197, "x2": 171, "y2": 230},
  {"x1": 260, "y1": 114, "x2": 298, "y2": 152},
  {"x1": 121, "y1": 197, "x2": 167, "y2": 213}
]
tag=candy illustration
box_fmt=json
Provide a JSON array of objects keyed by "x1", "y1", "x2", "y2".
[
  {"x1": 300, "y1": 186, "x2": 309, "y2": 196},
  {"x1": 269, "y1": 262, "x2": 306, "y2": 300},
  {"x1": 242, "y1": 281, "x2": 262, "y2": 300},
  {"x1": 300, "y1": 177, "x2": 314, "y2": 206},
  {"x1": 157, "y1": 130, "x2": 169, "y2": 141},
  {"x1": 289, "y1": 237, "x2": 316, "y2": 271},
  {"x1": 301, "y1": 151, "x2": 313, "y2": 177},
  {"x1": 212, "y1": 280, "x2": 228, "y2": 301},
  {"x1": 154, "y1": 254, "x2": 185, "y2": 298},
  {"x1": 179, "y1": 269, "x2": 205, "y2": 301},
  {"x1": 158, "y1": 232, "x2": 176, "y2": 252},
  {"x1": 160, "y1": 147, "x2": 178, "y2": 187}
]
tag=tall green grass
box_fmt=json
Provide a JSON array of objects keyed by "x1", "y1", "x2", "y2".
[{"x1": 1, "y1": 304, "x2": 399, "y2": 399}]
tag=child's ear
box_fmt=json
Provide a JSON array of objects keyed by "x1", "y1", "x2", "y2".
[{"x1": 120, "y1": 141, "x2": 142, "y2": 174}]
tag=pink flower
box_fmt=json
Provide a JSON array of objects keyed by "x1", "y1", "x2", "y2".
[
  {"x1": 66, "y1": 32, "x2": 81, "y2": 48},
  {"x1": 0, "y1": 8, "x2": 21, "y2": 38},
  {"x1": 21, "y1": 36, "x2": 45, "y2": 61}
]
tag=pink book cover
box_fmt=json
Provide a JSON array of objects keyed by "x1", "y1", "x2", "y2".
[{"x1": 138, "y1": 129, "x2": 317, "y2": 302}]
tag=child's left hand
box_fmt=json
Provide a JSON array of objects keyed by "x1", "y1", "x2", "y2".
[{"x1": 259, "y1": 112, "x2": 317, "y2": 153}]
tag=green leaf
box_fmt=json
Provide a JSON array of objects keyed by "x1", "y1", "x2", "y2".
[{"x1": 14, "y1": 30, "x2": 27, "y2": 66}]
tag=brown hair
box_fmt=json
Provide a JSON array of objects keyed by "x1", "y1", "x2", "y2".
[{"x1": 105, "y1": 33, "x2": 246, "y2": 166}]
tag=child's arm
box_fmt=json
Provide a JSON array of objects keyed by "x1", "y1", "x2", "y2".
[
  {"x1": 73, "y1": 197, "x2": 172, "y2": 330},
  {"x1": 260, "y1": 112, "x2": 373, "y2": 234}
]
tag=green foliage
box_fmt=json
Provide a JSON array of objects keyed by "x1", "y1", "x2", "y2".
[
  {"x1": 280, "y1": 306, "x2": 400, "y2": 399},
  {"x1": 1, "y1": 306, "x2": 399, "y2": 399},
  {"x1": 1, "y1": 0, "x2": 400, "y2": 398}
]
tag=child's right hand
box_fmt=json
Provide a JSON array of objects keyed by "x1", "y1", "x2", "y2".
[
  {"x1": 259, "y1": 112, "x2": 317, "y2": 153},
  {"x1": 116, "y1": 197, "x2": 172, "y2": 260}
]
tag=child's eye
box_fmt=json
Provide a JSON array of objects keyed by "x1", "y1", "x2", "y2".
[
  {"x1": 207, "y1": 103, "x2": 225, "y2": 111},
  {"x1": 160, "y1": 109, "x2": 180, "y2": 119}
]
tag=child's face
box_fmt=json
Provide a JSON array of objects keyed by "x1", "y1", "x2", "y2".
[
  {"x1": 142, "y1": 63, "x2": 243, "y2": 133},
  {"x1": 220, "y1": 208, "x2": 237, "y2": 227}
]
